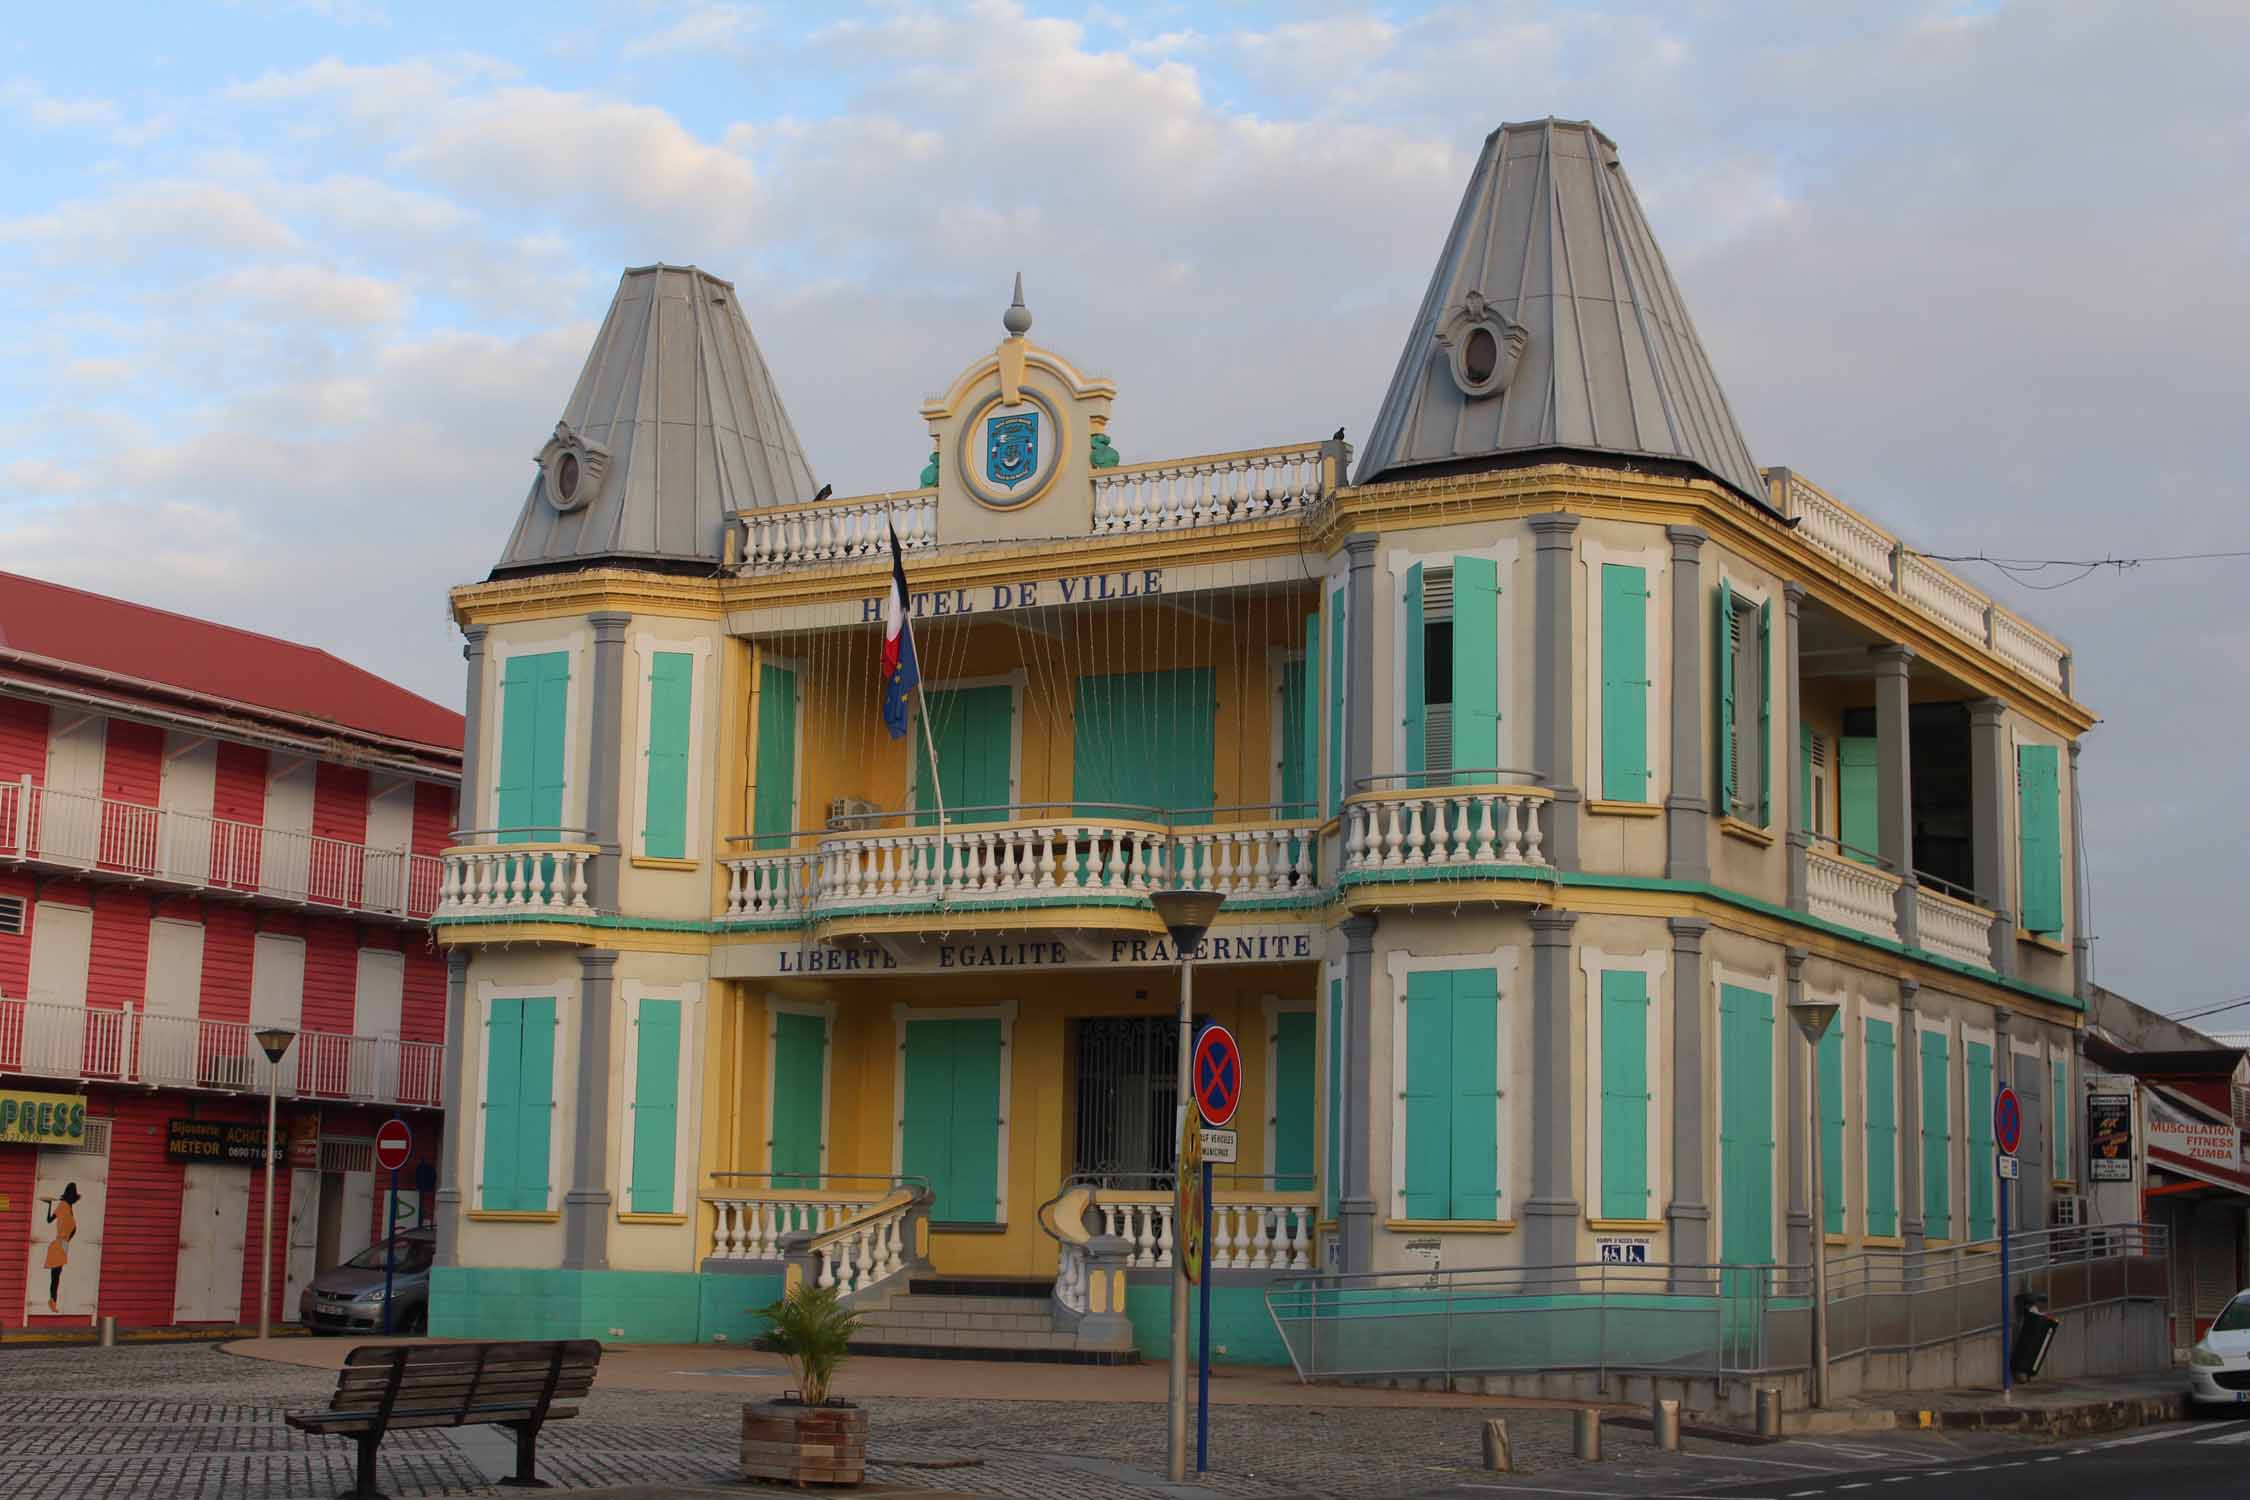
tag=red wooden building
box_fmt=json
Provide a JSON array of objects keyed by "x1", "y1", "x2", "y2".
[{"x1": 0, "y1": 572, "x2": 459, "y2": 1332}]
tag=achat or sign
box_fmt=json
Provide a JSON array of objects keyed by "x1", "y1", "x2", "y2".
[
  {"x1": 0, "y1": 1091, "x2": 88, "y2": 1146},
  {"x1": 2087, "y1": 1092, "x2": 2134, "y2": 1183},
  {"x1": 2146, "y1": 1092, "x2": 2242, "y2": 1169},
  {"x1": 165, "y1": 1119, "x2": 280, "y2": 1167},
  {"x1": 1198, "y1": 1128, "x2": 1238, "y2": 1164}
]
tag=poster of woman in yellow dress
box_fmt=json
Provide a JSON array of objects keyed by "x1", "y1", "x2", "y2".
[{"x1": 39, "y1": 1182, "x2": 80, "y2": 1313}]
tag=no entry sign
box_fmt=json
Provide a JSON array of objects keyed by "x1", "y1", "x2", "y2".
[
  {"x1": 375, "y1": 1117, "x2": 413, "y2": 1174},
  {"x1": 1192, "y1": 1025, "x2": 1242, "y2": 1128},
  {"x1": 1994, "y1": 1087, "x2": 2022, "y2": 1157}
]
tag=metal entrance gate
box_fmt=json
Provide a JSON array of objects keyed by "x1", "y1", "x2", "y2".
[{"x1": 1072, "y1": 1017, "x2": 1179, "y2": 1188}]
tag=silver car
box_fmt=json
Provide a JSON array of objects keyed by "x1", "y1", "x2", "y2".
[
  {"x1": 298, "y1": 1229, "x2": 436, "y2": 1335},
  {"x1": 2188, "y1": 1289, "x2": 2250, "y2": 1411}
]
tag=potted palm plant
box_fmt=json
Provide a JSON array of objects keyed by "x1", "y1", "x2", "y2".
[{"x1": 741, "y1": 1284, "x2": 869, "y2": 1486}]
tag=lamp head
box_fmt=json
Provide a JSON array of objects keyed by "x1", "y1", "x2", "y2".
[
  {"x1": 1148, "y1": 888, "x2": 1224, "y2": 952},
  {"x1": 1787, "y1": 1000, "x2": 1841, "y2": 1044},
  {"x1": 254, "y1": 1026, "x2": 298, "y2": 1064}
]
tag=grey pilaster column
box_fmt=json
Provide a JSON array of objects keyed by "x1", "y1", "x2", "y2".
[
  {"x1": 1530, "y1": 514, "x2": 1582, "y2": 869},
  {"x1": 1664, "y1": 527, "x2": 1710, "y2": 884},
  {"x1": 1783, "y1": 585, "x2": 1810, "y2": 910},
  {"x1": 434, "y1": 948, "x2": 470, "y2": 1269},
  {"x1": 1665, "y1": 917, "x2": 1712, "y2": 1277},
  {"x1": 1968, "y1": 700, "x2": 2015, "y2": 974},
  {"x1": 1343, "y1": 536, "x2": 1378, "y2": 797},
  {"x1": 585, "y1": 612, "x2": 631, "y2": 912},
  {"x1": 1784, "y1": 947, "x2": 1811, "y2": 1270},
  {"x1": 1994, "y1": 1011, "x2": 2015, "y2": 1235},
  {"x1": 1525, "y1": 909, "x2": 1580, "y2": 1265},
  {"x1": 459, "y1": 625, "x2": 489, "y2": 833},
  {"x1": 1899, "y1": 979, "x2": 1924, "y2": 1252},
  {"x1": 562, "y1": 948, "x2": 619, "y2": 1271},
  {"x1": 1871, "y1": 644, "x2": 1917, "y2": 949},
  {"x1": 1338, "y1": 914, "x2": 1378, "y2": 1274},
  {"x1": 2068, "y1": 741, "x2": 2089, "y2": 1002}
]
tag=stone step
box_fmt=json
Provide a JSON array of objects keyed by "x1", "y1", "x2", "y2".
[
  {"x1": 847, "y1": 1324, "x2": 1138, "y2": 1365},
  {"x1": 906, "y1": 1276, "x2": 1051, "y2": 1300},
  {"x1": 880, "y1": 1292, "x2": 1060, "y2": 1316},
  {"x1": 853, "y1": 1323, "x2": 1079, "y2": 1350},
  {"x1": 858, "y1": 1307, "x2": 1054, "y2": 1333}
]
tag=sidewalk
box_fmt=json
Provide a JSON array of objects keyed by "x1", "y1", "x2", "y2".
[{"x1": 1783, "y1": 1370, "x2": 2186, "y2": 1437}]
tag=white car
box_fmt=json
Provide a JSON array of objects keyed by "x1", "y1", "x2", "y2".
[{"x1": 2188, "y1": 1290, "x2": 2250, "y2": 1410}]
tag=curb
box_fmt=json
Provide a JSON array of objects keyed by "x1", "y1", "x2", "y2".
[
  {"x1": 0, "y1": 1325, "x2": 312, "y2": 1348},
  {"x1": 1900, "y1": 1391, "x2": 2186, "y2": 1437}
]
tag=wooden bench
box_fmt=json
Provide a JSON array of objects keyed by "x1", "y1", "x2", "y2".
[{"x1": 286, "y1": 1339, "x2": 602, "y2": 1499}]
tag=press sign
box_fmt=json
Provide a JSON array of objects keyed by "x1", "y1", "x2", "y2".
[{"x1": 0, "y1": 1091, "x2": 87, "y2": 1146}]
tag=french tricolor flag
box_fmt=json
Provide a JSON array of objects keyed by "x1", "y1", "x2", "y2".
[{"x1": 880, "y1": 521, "x2": 920, "y2": 740}]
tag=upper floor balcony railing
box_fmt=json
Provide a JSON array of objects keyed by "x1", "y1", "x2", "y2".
[
  {"x1": 434, "y1": 830, "x2": 597, "y2": 920},
  {"x1": 1803, "y1": 837, "x2": 1999, "y2": 968},
  {"x1": 733, "y1": 439, "x2": 1338, "y2": 572},
  {"x1": 721, "y1": 802, "x2": 1322, "y2": 925},
  {"x1": 1340, "y1": 773, "x2": 1552, "y2": 880},
  {"x1": 0, "y1": 776, "x2": 443, "y2": 923},
  {"x1": 0, "y1": 993, "x2": 443, "y2": 1108},
  {"x1": 1777, "y1": 472, "x2": 2070, "y2": 693}
]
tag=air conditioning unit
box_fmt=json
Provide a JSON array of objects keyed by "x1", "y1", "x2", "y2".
[
  {"x1": 826, "y1": 796, "x2": 881, "y2": 830},
  {"x1": 2050, "y1": 1193, "x2": 2088, "y2": 1228}
]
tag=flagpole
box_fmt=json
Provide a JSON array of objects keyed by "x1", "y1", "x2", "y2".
[{"x1": 913, "y1": 675, "x2": 948, "y2": 905}]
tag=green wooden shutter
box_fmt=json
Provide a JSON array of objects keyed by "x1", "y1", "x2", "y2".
[
  {"x1": 946, "y1": 1019, "x2": 1004, "y2": 1225},
  {"x1": 1839, "y1": 737, "x2": 1879, "y2": 864},
  {"x1": 752, "y1": 663, "x2": 797, "y2": 851},
  {"x1": 481, "y1": 999, "x2": 523, "y2": 1210},
  {"x1": 1302, "y1": 612, "x2": 1322, "y2": 818},
  {"x1": 1071, "y1": 671, "x2": 1213, "y2": 819},
  {"x1": 1273, "y1": 1012, "x2": 1316, "y2": 1194},
  {"x1": 1448, "y1": 968, "x2": 1500, "y2": 1220},
  {"x1": 901, "y1": 1022, "x2": 954, "y2": 1215},
  {"x1": 1600, "y1": 970, "x2": 1652, "y2": 1221},
  {"x1": 1818, "y1": 1023, "x2": 1845, "y2": 1236},
  {"x1": 1400, "y1": 970, "x2": 1453, "y2": 1220},
  {"x1": 629, "y1": 997, "x2": 682, "y2": 1213},
  {"x1": 1756, "y1": 599, "x2": 1773, "y2": 827},
  {"x1": 2051, "y1": 1057, "x2": 2070, "y2": 1182},
  {"x1": 1718, "y1": 984, "x2": 1775, "y2": 1264},
  {"x1": 515, "y1": 997, "x2": 556, "y2": 1213},
  {"x1": 496, "y1": 652, "x2": 570, "y2": 841},
  {"x1": 1799, "y1": 723, "x2": 1814, "y2": 836},
  {"x1": 643, "y1": 652, "x2": 693, "y2": 860},
  {"x1": 1328, "y1": 586, "x2": 1346, "y2": 818},
  {"x1": 2017, "y1": 744, "x2": 2063, "y2": 934},
  {"x1": 1966, "y1": 1042, "x2": 1995, "y2": 1239},
  {"x1": 1280, "y1": 657, "x2": 1311, "y2": 814},
  {"x1": 921, "y1": 685, "x2": 1014, "y2": 825},
  {"x1": 1600, "y1": 564, "x2": 1649, "y2": 801},
  {"x1": 1402, "y1": 563, "x2": 1426, "y2": 776},
  {"x1": 770, "y1": 1011, "x2": 827, "y2": 1189},
  {"x1": 1921, "y1": 1030, "x2": 1952, "y2": 1238},
  {"x1": 1324, "y1": 977, "x2": 1344, "y2": 1222},
  {"x1": 1452, "y1": 554, "x2": 1500, "y2": 784},
  {"x1": 1715, "y1": 579, "x2": 1736, "y2": 816},
  {"x1": 1864, "y1": 1017, "x2": 1897, "y2": 1236}
]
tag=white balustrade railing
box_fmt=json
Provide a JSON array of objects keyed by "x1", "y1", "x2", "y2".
[
  {"x1": 1055, "y1": 1242, "x2": 1090, "y2": 1314},
  {"x1": 0, "y1": 777, "x2": 442, "y2": 920},
  {"x1": 1914, "y1": 886, "x2": 1997, "y2": 968},
  {"x1": 1990, "y1": 609, "x2": 2067, "y2": 692},
  {"x1": 1899, "y1": 552, "x2": 1990, "y2": 642},
  {"x1": 810, "y1": 1198, "x2": 913, "y2": 1300},
  {"x1": 1091, "y1": 443, "x2": 1330, "y2": 534},
  {"x1": 739, "y1": 491, "x2": 937, "y2": 568},
  {"x1": 0, "y1": 997, "x2": 441, "y2": 1106},
  {"x1": 724, "y1": 851, "x2": 815, "y2": 920},
  {"x1": 1094, "y1": 1195, "x2": 1317, "y2": 1272},
  {"x1": 705, "y1": 1195, "x2": 885, "y2": 1261},
  {"x1": 1342, "y1": 789, "x2": 1548, "y2": 873},
  {"x1": 1807, "y1": 847, "x2": 1903, "y2": 943},
  {"x1": 1783, "y1": 473, "x2": 1895, "y2": 586},
  {"x1": 1172, "y1": 824, "x2": 1319, "y2": 900},
  {"x1": 435, "y1": 843, "x2": 596, "y2": 917}
]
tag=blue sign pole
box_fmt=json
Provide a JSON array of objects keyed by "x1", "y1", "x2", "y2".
[
  {"x1": 1999, "y1": 1155, "x2": 2010, "y2": 1397},
  {"x1": 382, "y1": 1167, "x2": 398, "y2": 1336},
  {"x1": 1196, "y1": 1154, "x2": 1214, "y2": 1473}
]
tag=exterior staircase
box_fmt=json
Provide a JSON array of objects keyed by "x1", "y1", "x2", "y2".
[{"x1": 848, "y1": 1276, "x2": 1140, "y2": 1365}]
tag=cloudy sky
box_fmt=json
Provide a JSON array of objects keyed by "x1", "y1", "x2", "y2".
[{"x1": 1, "y1": 2, "x2": 2243, "y2": 1016}]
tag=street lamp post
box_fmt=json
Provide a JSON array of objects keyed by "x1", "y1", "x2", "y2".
[
  {"x1": 254, "y1": 1026, "x2": 297, "y2": 1343},
  {"x1": 1787, "y1": 999, "x2": 1840, "y2": 1407},
  {"x1": 1148, "y1": 887, "x2": 1223, "y2": 1486}
]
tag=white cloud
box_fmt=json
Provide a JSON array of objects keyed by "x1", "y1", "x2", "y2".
[
  {"x1": 0, "y1": 181, "x2": 300, "y2": 260},
  {"x1": 625, "y1": 4, "x2": 765, "y2": 59},
  {"x1": 205, "y1": 263, "x2": 409, "y2": 328},
  {"x1": 0, "y1": 78, "x2": 118, "y2": 130}
]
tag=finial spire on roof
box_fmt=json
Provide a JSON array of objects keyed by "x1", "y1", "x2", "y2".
[
  {"x1": 1356, "y1": 118, "x2": 1765, "y2": 505},
  {"x1": 1003, "y1": 272, "x2": 1032, "y2": 336},
  {"x1": 492, "y1": 264, "x2": 818, "y2": 576}
]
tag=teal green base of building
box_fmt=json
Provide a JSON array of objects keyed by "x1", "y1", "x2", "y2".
[
  {"x1": 1125, "y1": 1280, "x2": 1292, "y2": 1367},
  {"x1": 431, "y1": 1267, "x2": 785, "y2": 1345}
]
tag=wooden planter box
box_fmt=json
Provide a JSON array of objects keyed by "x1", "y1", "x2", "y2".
[{"x1": 742, "y1": 1398, "x2": 869, "y2": 1487}]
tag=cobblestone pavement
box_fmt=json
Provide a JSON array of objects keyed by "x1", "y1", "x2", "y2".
[{"x1": 0, "y1": 1342, "x2": 2005, "y2": 1500}]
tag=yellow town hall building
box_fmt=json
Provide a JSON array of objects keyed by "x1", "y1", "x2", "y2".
[{"x1": 429, "y1": 120, "x2": 2097, "y2": 1371}]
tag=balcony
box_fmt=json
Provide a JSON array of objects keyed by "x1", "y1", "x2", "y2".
[
  {"x1": 0, "y1": 994, "x2": 443, "y2": 1108},
  {"x1": 721, "y1": 804, "x2": 1323, "y2": 928},
  {"x1": 0, "y1": 776, "x2": 442, "y2": 923},
  {"x1": 1339, "y1": 775, "x2": 1552, "y2": 886},
  {"x1": 1804, "y1": 841, "x2": 1999, "y2": 969},
  {"x1": 433, "y1": 836, "x2": 597, "y2": 920},
  {"x1": 732, "y1": 439, "x2": 1338, "y2": 571}
]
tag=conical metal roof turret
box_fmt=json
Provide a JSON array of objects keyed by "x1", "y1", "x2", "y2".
[
  {"x1": 1356, "y1": 119, "x2": 1765, "y2": 504},
  {"x1": 494, "y1": 264, "x2": 819, "y2": 576}
]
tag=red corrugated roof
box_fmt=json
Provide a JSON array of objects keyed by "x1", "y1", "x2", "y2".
[{"x1": 0, "y1": 572, "x2": 462, "y2": 753}]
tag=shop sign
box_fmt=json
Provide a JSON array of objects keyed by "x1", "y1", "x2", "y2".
[
  {"x1": 287, "y1": 1114, "x2": 321, "y2": 1170},
  {"x1": 2087, "y1": 1092, "x2": 2134, "y2": 1182},
  {"x1": 2145, "y1": 1093, "x2": 2241, "y2": 1169},
  {"x1": 165, "y1": 1119, "x2": 281, "y2": 1167},
  {"x1": 0, "y1": 1091, "x2": 88, "y2": 1146}
]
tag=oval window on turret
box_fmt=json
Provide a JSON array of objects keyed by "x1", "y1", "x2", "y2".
[
  {"x1": 1464, "y1": 326, "x2": 1498, "y2": 385},
  {"x1": 557, "y1": 452, "x2": 580, "y2": 504}
]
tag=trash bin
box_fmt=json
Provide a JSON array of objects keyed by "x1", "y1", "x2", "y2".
[{"x1": 2011, "y1": 1292, "x2": 2059, "y2": 1381}]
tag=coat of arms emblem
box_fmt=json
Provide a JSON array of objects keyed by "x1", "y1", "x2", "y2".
[{"x1": 986, "y1": 412, "x2": 1039, "y2": 489}]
